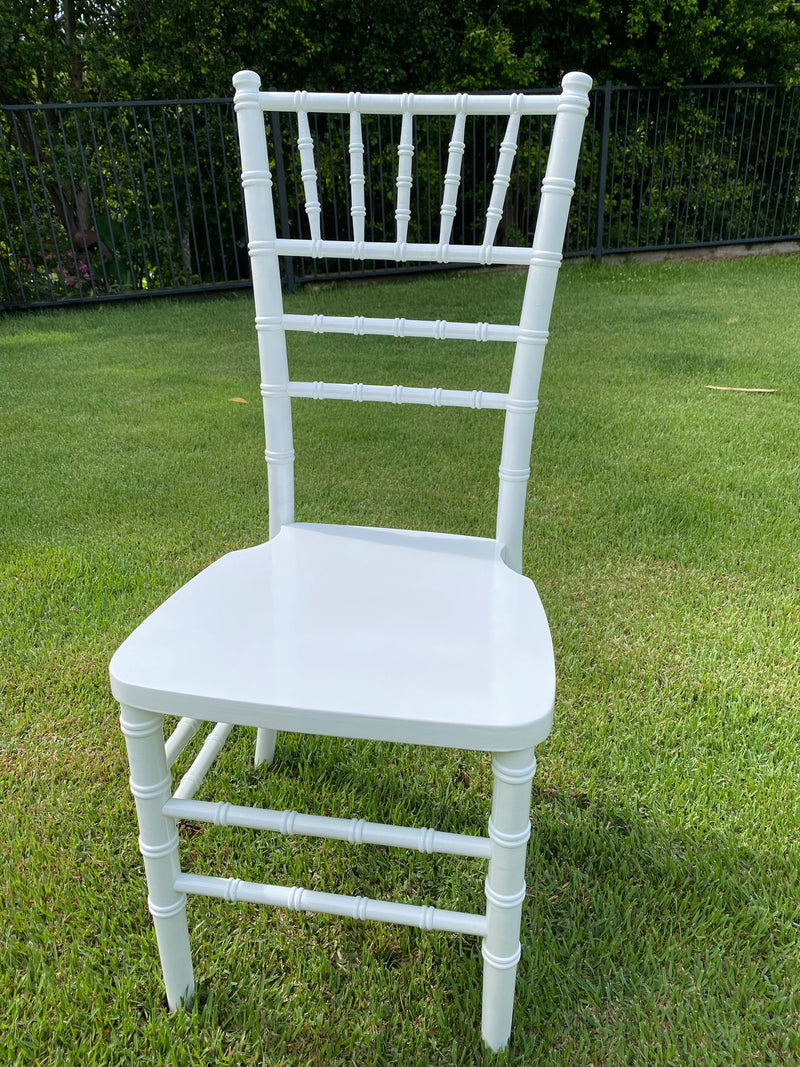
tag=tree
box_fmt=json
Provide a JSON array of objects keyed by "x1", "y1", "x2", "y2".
[
  {"x1": 0, "y1": 1, "x2": 123, "y2": 105},
  {"x1": 474, "y1": 0, "x2": 800, "y2": 88},
  {"x1": 2, "y1": 0, "x2": 800, "y2": 107}
]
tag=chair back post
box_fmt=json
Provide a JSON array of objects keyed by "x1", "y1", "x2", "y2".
[
  {"x1": 496, "y1": 72, "x2": 592, "y2": 572},
  {"x1": 233, "y1": 70, "x2": 295, "y2": 536}
]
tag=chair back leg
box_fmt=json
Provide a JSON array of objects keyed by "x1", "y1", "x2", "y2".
[
  {"x1": 481, "y1": 747, "x2": 537, "y2": 1051},
  {"x1": 255, "y1": 727, "x2": 278, "y2": 767},
  {"x1": 120, "y1": 704, "x2": 195, "y2": 1009}
]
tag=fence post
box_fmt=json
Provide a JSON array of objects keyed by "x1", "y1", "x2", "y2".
[
  {"x1": 594, "y1": 81, "x2": 613, "y2": 263},
  {"x1": 269, "y1": 94, "x2": 295, "y2": 294}
]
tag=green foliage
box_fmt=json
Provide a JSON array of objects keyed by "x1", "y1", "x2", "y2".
[
  {"x1": 0, "y1": 0, "x2": 119, "y2": 105},
  {"x1": 3, "y1": 1, "x2": 800, "y2": 311},
  {"x1": 0, "y1": 99, "x2": 246, "y2": 306},
  {"x1": 2, "y1": 0, "x2": 800, "y2": 109},
  {"x1": 603, "y1": 0, "x2": 800, "y2": 85},
  {"x1": 497, "y1": 0, "x2": 800, "y2": 88},
  {"x1": 596, "y1": 85, "x2": 800, "y2": 251}
]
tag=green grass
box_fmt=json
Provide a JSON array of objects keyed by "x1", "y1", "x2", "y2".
[{"x1": 2, "y1": 255, "x2": 799, "y2": 1065}]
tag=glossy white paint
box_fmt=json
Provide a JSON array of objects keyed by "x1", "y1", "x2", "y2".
[
  {"x1": 112, "y1": 69, "x2": 592, "y2": 1054},
  {"x1": 112, "y1": 524, "x2": 556, "y2": 749},
  {"x1": 163, "y1": 797, "x2": 493, "y2": 859}
]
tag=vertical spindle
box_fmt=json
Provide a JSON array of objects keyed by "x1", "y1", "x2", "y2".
[
  {"x1": 483, "y1": 109, "x2": 521, "y2": 248},
  {"x1": 395, "y1": 106, "x2": 414, "y2": 245},
  {"x1": 296, "y1": 106, "x2": 322, "y2": 242},
  {"x1": 349, "y1": 107, "x2": 366, "y2": 243},
  {"x1": 438, "y1": 106, "x2": 467, "y2": 250}
]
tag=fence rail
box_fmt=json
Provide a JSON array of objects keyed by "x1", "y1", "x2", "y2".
[{"x1": 2, "y1": 83, "x2": 799, "y2": 311}]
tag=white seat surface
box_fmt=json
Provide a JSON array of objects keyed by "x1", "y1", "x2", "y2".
[{"x1": 110, "y1": 523, "x2": 555, "y2": 750}]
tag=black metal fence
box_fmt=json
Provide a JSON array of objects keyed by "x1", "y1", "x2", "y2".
[
  {"x1": 593, "y1": 82, "x2": 800, "y2": 257},
  {"x1": 2, "y1": 83, "x2": 799, "y2": 311},
  {"x1": 0, "y1": 98, "x2": 246, "y2": 309}
]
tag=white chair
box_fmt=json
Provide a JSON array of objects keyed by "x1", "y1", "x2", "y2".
[{"x1": 111, "y1": 69, "x2": 591, "y2": 1052}]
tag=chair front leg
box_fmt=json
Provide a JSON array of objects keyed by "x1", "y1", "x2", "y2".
[
  {"x1": 481, "y1": 747, "x2": 536, "y2": 1053},
  {"x1": 120, "y1": 704, "x2": 195, "y2": 1010}
]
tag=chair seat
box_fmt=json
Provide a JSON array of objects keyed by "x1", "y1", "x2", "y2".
[{"x1": 110, "y1": 522, "x2": 555, "y2": 750}]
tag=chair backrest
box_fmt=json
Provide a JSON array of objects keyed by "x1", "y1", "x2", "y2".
[{"x1": 233, "y1": 70, "x2": 592, "y2": 572}]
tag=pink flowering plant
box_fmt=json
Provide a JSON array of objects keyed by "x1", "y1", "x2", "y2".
[{"x1": 14, "y1": 241, "x2": 107, "y2": 302}]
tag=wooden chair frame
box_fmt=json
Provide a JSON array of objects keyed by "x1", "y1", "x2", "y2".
[{"x1": 112, "y1": 69, "x2": 592, "y2": 1053}]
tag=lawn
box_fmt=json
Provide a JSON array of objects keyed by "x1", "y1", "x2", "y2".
[{"x1": 2, "y1": 255, "x2": 799, "y2": 1066}]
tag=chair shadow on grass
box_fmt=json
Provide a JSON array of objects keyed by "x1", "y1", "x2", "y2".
[
  {"x1": 511, "y1": 787, "x2": 794, "y2": 1061},
  {"x1": 162, "y1": 731, "x2": 794, "y2": 1063}
]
